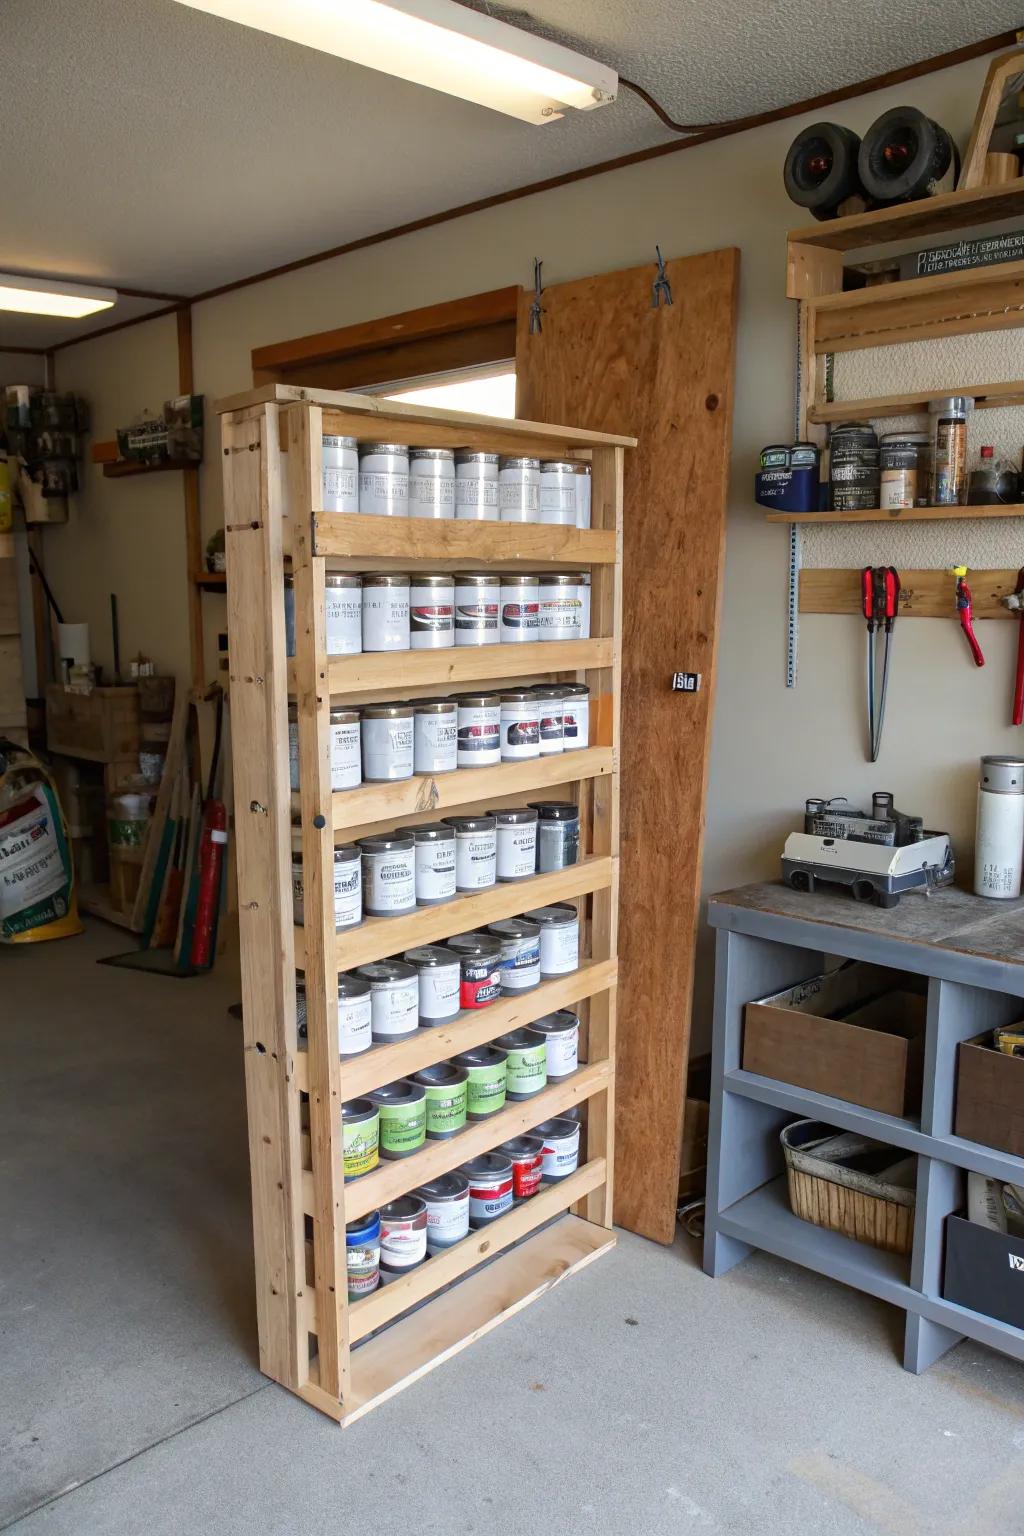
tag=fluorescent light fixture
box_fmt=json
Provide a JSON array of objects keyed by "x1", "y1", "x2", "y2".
[
  {"x1": 0, "y1": 273, "x2": 116, "y2": 319},
  {"x1": 172, "y1": 0, "x2": 618, "y2": 123}
]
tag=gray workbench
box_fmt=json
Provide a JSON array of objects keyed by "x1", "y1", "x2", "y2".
[{"x1": 704, "y1": 881, "x2": 1024, "y2": 1373}]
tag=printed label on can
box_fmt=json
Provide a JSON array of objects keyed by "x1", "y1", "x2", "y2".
[
  {"x1": 543, "y1": 1023, "x2": 579, "y2": 1077},
  {"x1": 501, "y1": 710, "x2": 540, "y2": 760},
  {"x1": 359, "y1": 470, "x2": 409, "y2": 513},
  {"x1": 506, "y1": 1044, "x2": 546, "y2": 1096},
  {"x1": 332, "y1": 859, "x2": 362, "y2": 929},
  {"x1": 511, "y1": 1154, "x2": 542, "y2": 1200},
  {"x1": 540, "y1": 1127, "x2": 580, "y2": 1180},
  {"x1": 538, "y1": 594, "x2": 581, "y2": 639},
  {"x1": 456, "y1": 704, "x2": 500, "y2": 764},
  {"x1": 369, "y1": 977, "x2": 419, "y2": 1038},
  {"x1": 329, "y1": 720, "x2": 362, "y2": 791},
  {"x1": 537, "y1": 819, "x2": 579, "y2": 872},
  {"x1": 500, "y1": 600, "x2": 539, "y2": 640},
  {"x1": 465, "y1": 1062, "x2": 506, "y2": 1115},
  {"x1": 347, "y1": 1240, "x2": 380, "y2": 1299},
  {"x1": 339, "y1": 991, "x2": 373, "y2": 1054},
  {"x1": 323, "y1": 465, "x2": 357, "y2": 504},
  {"x1": 380, "y1": 1210, "x2": 428, "y2": 1267},
  {"x1": 455, "y1": 829, "x2": 497, "y2": 889},
  {"x1": 497, "y1": 936, "x2": 541, "y2": 990},
  {"x1": 454, "y1": 601, "x2": 499, "y2": 640},
  {"x1": 461, "y1": 961, "x2": 502, "y2": 1010},
  {"x1": 364, "y1": 848, "x2": 416, "y2": 913},
  {"x1": 424, "y1": 1081, "x2": 469, "y2": 1137},
  {"x1": 411, "y1": 475, "x2": 455, "y2": 508},
  {"x1": 414, "y1": 713, "x2": 458, "y2": 773},
  {"x1": 362, "y1": 589, "x2": 410, "y2": 649},
  {"x1": 414, "y1": 840, "x2": 457, "y2": 903},
  {"x1": 496, "y1": 823, "x2": 537, "y2": 880},
  {"x1": 539, "y1": 919, "x2": 579, "y2": 975},
  {"x1": 410, "y1": 601, "x2": 454, "y2": 639},
  {"x1": 499, "y1": 481, "x2": 539, "y2": 513},
  {"x1": 419, "y1": 962, "x2": 460, "y2": 1020},
  {"x1": 378, "y1": 1099, "x2": 427, "y2": 1155},
  {"x1": 288, "y1": 721, "x2": 299, "y2": 792},
  {"x1": 468, "y1": 1177, "x2": 514, "y2": 1222},
  {"x1": 325, "y1": 590, "x2": 362, "y2": 655},
  {"x1": 343, "y1": 1116, "x2": 379, "y2": 1179},
  {"x1": 456, "y1": 478, "x2": 498, "y2": 510},
  {"x1": 424, "y1": 1192, "x2": 470, "y2": 1248}
]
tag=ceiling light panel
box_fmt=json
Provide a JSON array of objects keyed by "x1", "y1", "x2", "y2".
[{"x1": 0, "y1": 274, "x2": 117, "y2": 318}]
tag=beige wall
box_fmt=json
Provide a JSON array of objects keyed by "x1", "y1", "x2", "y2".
[{"x1": 51, "y1": 52, "x2": 1017, "y2": 1046}]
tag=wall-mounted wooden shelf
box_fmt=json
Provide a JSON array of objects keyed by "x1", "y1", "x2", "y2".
[
  {"x1": 788, "y1": 177, "x2": 1024, "y2": 255},
  {"x1": 808, "y1": 380, "x2": 1024, "y2": 425},
  {"x1": 800, "y1": 567, "x2": 1019, "y2": 619},
  {"x1": 766, "y1": 503, "x2": 1024, "y2": 525},
  {"x1": 193, "y1": 570, "x2": 226, "y2": 590},
  {"x1": 313, "y1": 511, "x2": 614, "y2": 567}
]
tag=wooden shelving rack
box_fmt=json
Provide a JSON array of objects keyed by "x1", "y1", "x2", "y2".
[{"x1": 218, "y1": 382, "x2": 631, "y2": 1426}]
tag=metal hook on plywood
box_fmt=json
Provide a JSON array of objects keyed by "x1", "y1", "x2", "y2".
[
  {"x1": 652, "y1": 245, "x2": 673, "y2": 307},
  {"x1": 529, "y1": 258, "x2": 544, "y2": 335}
]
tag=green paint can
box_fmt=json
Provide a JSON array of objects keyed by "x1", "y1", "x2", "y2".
[
  {"x1": 454, "y1": 1045, "x2": 508, "y2": 1120},
  {"x1": 369, "y1": 1079, "x2": 427, "y2": 1159},
  {"x1": 496, "y1": 1027, "x2": 547, "y2": 1100},
  {"x1": 342, "y1": 1097, "x2": 379, "y2": 1181},
  {"x1": 412, "y1": 1061, "x2": 468, "y2": 1139}
]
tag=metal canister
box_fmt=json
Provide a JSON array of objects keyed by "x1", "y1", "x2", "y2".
[
  {"x1": 345, "y1": 1210, "x2": 381, "y2": 1298},
  {"x1": 497, "y1": 1027, "x2": 547, "y2": 1100},
  {"x1": 499, "y1": 572, "x2": 540, "y2": 642},
  {"x1": 534, "y1": 1117, "x2": 581, "y2": 1182},
  {"x1": 463, "y1": 1152, "x2": 514, "y2": 1225},
  {"x1": 975, "y1": 755, "x2": 1024, "y2": 898},
  {"x1": 531, "y1": 801, "x2": 580, "y2": 871},
  {"x1": 322, "y1": 434, "x2": 359, "y2": 514},
  {"x1": 454, "y1": 572, "x2": 500, "y2": 647},
  {"x1": 324, "y1": 573, "x2": 362, "y2": 655},
  {"x1": 361, "y1": 572, "x2": 410, "y2": 651},
  {"x1": 447, "y1": 933, "x2": 503, "y2": 1010},
  {"x1": 499, "y1": 688, "x2": 540, "y2": 761},
  {"x1": 356, "y1": 833, "x2": 416, "y2": 916},
  {"x1": 328, "y1": 704, "x2": 362, "y2": 791},
  {"x1": 409, "y1": 573, "x2": 455, "y2": 650},
  {"x1": 530, "y1": 1010, "x2": 580, "y2": 1078},
  {"x1": 487, "y1": 807, "x2": 539, "y2": 882},
  {"x1": 880, "y1": 432, "x2": 930, "y2": 511},
  {"x1": 413, "y1": 698, "x2": 457, "y2": 774},
  {"x1": 537, "y1": 573, "x2": 582, "y2": 640},
  {"x1": 342, "y1": 1098, "x2": 379, "y2": 1181},
  {"x1": 358, "y1": 442, "x2": 409, "y2": 517},
  {"x1": 454, "y1": 1044, "x2": 508, "y2": 1117},
  {"x1": 291, "y1": 844, "x2": 362, "y2": 931},
  {"x1": 361, "y1": 702, "x2": 414, "y2": 782},
  {"x1": 561, "y1": 683, "x2": 590, "y2": 751},
  {"x1": 930, "y1": 396, "x2": 975, "y2": 506},
  {"x1": 575, "y1": 571, "x2": 591, "y2": 638},
  {"x1": 525, "y1": 903, "x2": 580, "y2": 976},
  {"x1": 443, "y1": 813, "x2": 497, "y2": 891},
  {"x1": 369, "y1": 1079, "x2": 427, "y2": 1160},
  {"x1": 499, "y1": 1136, "x2": 545, "y2": 1202},
  {"x1": 488, "y1": 916, "x2": 541, "y2": 992},
  {"x1": 295, "y1": 969, "x2": 373, "y2": 1057},
  {"x1": 379, "y1": 1194, "x2": 427, "y2": 1280},
  {"x1": 453, "y1": 692, "x2": 500, "y2": 767},
  {"x1": 404, "y1": 944, "x2": 461, "y2": 1025},
  {"x1": 412, "y1": 1067, "x2": 469, "y2": 1143},
  {"x1": 539, "y1": 461, "x2": 578, "y2": 525},
  {"x1": 416, "y1": 1171, "x2": 470, "y2": 1251},
  {"x1": 573, "y1": 462, "x2": 592, "y2": 529},
  {"x1": 408, "y1": 447, "x2": 455, "y2": 519},
  {"x1": 454, "y1": 451, "x2": 499, "y2": 521},
  {"x1": 532, "y1": 685, "x2": 564, "y2": 755},
  {"x1": 355, "y1": 959, "x2": 420, "y2": 1041},
  {"x1": 829, "y1": 422, "x2": 880, "y2": 512},
  {"x1": 405, "y1": 821, "x2": 457, "y2": 906},
  {"x1": 498, "y1": 456, "x2": 540, "y2": 522}
]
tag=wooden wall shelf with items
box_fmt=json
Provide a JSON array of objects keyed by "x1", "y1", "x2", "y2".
[
  {"x1": 764, "y1": 503, "x2": 1024, "y2": 525},
  {"x1": 219, "y1": 381, "x2": 630, "y2": 1426}
]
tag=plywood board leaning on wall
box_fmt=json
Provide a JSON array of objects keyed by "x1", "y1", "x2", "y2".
[{"x1": 516, "y1": 249, "x2": 739, "y2": 1243}]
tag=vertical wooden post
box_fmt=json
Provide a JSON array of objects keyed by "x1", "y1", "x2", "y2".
[
  {"x1": 289, "y1": 403, "x2": 350, "y2": 1403},
  {"x1": 222, "y1": 403, "x2": 306, "y2": 1389},
  {"x1": 177, "y1": 304, "x2": 205, "y2": 692}
]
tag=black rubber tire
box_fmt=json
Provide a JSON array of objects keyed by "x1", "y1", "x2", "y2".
[
  {"x1": 783, "y1": 122, "x2": 863, "y2": 220},
  {"x1": 851, "y1": 879, "x2": 876, "y2": 904},
  {"x1": 858, "y1": 107, "x2": 958, "y2": 204},
  {"x1": 788, "y1": 870, "x2": 814, "y2": 893},
  {"x1": 876, "y1": 891, "x2": 900, "y2": 909}
]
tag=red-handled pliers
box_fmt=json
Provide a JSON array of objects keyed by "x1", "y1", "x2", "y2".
[
  {"x1": 861, "y1": 565, "x2": 900, "y2": 762},
  {"x1": 952, "y1": 567, "x2": 985, "y2": 668}
]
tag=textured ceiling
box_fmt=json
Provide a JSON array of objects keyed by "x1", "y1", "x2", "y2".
[{"x1": 3, "y1": 0, "x2": 1020, "y2": 349}]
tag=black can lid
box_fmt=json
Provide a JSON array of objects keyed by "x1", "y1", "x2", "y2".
[
  {"x1": 404, "y1": 944, "x2": 459, "y2": 967},
  {"x1": 442, "y1": 814, "x2": 496, "y2": 832},
  {"x1": 446, "y1": 931, "x2": 502, "y2": 958},
  {"x1": 404, "y1": 821, "x2": 456, "y2": 841},
  {"x1": 528, "y1": 800, "x2": 579, "y2": 820}
]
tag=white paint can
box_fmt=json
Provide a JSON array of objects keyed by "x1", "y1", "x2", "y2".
[
  {"x1": 538, "y1": 573, "x2": 582, "y2": 641},
  {"x1": 453, "y1": 692, "x2": 500, "y2": 768},
  {"x1": 499, "y1": 573, "x2": 539, "y2": 642},
  {"x1": 291, "y1": 843, "x2": 362, "y2": 931},
  {"x1": 361, "y1": 703, "x2": 414, "y2": 782},
  {"x1": 539, "y1": 461, "x2": 578, "y2": 525},
  {"x1": 454, "y1": 572, "x2": 500, "y2": 646},
  {"x1": 357, "y1": 833, "x2": 416, "y2": 917},
  {"x1": 416, "y1": 1172, "x2": 470, "y2": 1252},
  {"x1": 296, "y1": 970, "x2": 373, "y2": 1056},
  {"x1": 406, "y1": 821, "x2": 457, "y2": 906},
  {"x1": 356, "y1": 960, "x2": 420, "y2": 1042},
  {"x1": 379, "y1": 1194, "x2": 428, "y2": 1275},
  {"x1": 530, "y1": 1010, "x2": 579, "y2": 1078},
  {"x1": 573, "y1": 463, "x2": 592, "y2": 528},
  {"x1": 455, "y1": 451, "x2": 499, "y2": 520},
  {"x1": 531, "y1": 801, "x2": 580, "y2": 871},
  {"x1": 575, "y1": 570, "x2": 591, "y2": 638},
  {"x1": 534, "y1": 1116, "x2": 581, "y2": 1181},
  {"x1": 532, "y1": 686, "x2": 564, "y2": 755},
  {"x1": 410, "y1": 574, "x2": 454, "y2": 650},
  {"x1": 443, "y1": 813, "x2": 497, "y2": 891},
  {"x1": 488, "y1": 916, "x2": 541, "y2": 992},
  {"x1": 324, "y1": 574, "x2": 362, "y2": 656},
  {"x1": 975, "y1": 755, "x2": 1024, "y2": 898},
  {"x1": 362, "y1": 572, "x2": 410, "y2": 652},
  {"x1": 560, "y1": 684, "x2": 590, "y2": 752},
  {"x1": 404, "y1": 944, "x2": 461, "y2": 1025},
  {"x1": 409, "y1": 447, "x2": 455, "y2": 519},
  {"x1": 329, "y1": 706, "x2": 362, "y2": 791},
  {"x1": 287, "y1": 703, "x2": 300, "y2": 792},
  {"x1": 498, "y1": 456, "x2": 540, "y2": 522},
  {"x1": 488, "y1": 806, "x2": 538, "y2": 881},
  {"x1": 321, "y1": 434, "x2": 359, "y2": 513},
  {"x1": 413, "y1": 698, "x2": 458, "y2": 774},
  {"x1": 525, "y1": 903, "x2": 580, "y2": 976},
  {"x1": 358, "y1": 443, "x2": 409, "y2": 517},
  {"x1": 499, "y1": 689, "x2": 540, "y2": 761}
]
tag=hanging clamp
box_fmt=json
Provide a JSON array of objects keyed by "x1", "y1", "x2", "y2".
[
  {"x1": 528, "y1": 257, "x2": 544, "y2": 335},
  {"x1": 651, "y1": 245, "x2": 673, "y2": 307},
  {"x1": 1001, "y1": 567, "x2": 1024, "y2": 723},
  {"x1": 951, "y1": 566, "x2": 985, "y2": 668}
]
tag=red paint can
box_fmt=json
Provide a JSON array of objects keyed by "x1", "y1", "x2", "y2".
[
  {"x1": 499, "y1": 1135, "x2": 544, "y2": 1202},
  {"x1": 447, "y1": 930, "x2": 502, "y2": 1009}
]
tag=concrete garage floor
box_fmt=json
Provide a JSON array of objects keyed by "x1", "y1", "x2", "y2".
[{"x1": 4, "y1": 924, "x2": 1024, "y2": 1534}]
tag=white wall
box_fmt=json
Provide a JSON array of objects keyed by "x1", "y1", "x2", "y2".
[
  {"x1": 52, "y1": 51, "x2": 1018, "y2": 1047},
  {"x1": 0, "y1": 351, "x2": 46, "y2": 386}
]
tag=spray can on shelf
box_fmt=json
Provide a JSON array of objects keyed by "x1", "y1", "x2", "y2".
[{"x1": 975, "y1": 755, "x2": 1024, "y2": 899}]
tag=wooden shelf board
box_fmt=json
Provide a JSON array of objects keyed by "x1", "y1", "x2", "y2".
[
  {"x1": 193, "y1": 570, "x2": 227, "y2": 590},
  {"x1": 292, "y1": 853, "x2": 613, "y2": 973},
  {"x1": 302, "y1": 746, "x2": 614, "y2": 833},
  {"x1": 101, "y1": 457, "x2": 200, "y2": 479},
  {"x1": 800, "y1": 567, "x2": 1019, "y2": 620},
  {"x1": 313, "y1": 512, "x2": 615, "y2": 566},
  {"x1": 810, "y1": 259, "x2": 1024, "y2": 354},
  {"x1": 304, "y1": 1212, "x2": 615, "y2": 1426},
  {"x1": 808, "y1": 381, "x2": 1024, "y2": 424},
  {"x1": 766, "y1": 503, "x2": 1024, "y2": 524},
  {"x1": 294, "y1": 956, "x2": 617, "y2": 1097},
  {"x1": 725, "y1": 1069, "x2": 928, "y2": 1158},
  {"x1": 787, "y1": 178, "x2": 1024, "y2": 252},
  {"x1": 349, "y1": 1158, "x2": 606, "y2": 1342},
  {"x1": 320, "y1": 1059, "x2": 611, "y2": 1224},
  {"x1": 294, "y1": 639, "x2": 613, "y2": 701}
]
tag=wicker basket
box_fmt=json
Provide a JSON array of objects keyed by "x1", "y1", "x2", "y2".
[{"x1": 781, "y1": 1120, "x2": 915, "y2": 1256}]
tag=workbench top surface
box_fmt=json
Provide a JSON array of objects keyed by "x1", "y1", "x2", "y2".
[{"x1": 709, "y1": 881, "x2": 1024, "y2": 970}]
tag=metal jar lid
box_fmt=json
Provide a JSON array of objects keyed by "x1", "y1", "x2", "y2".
[
  {"x1": 324, "y1": 573, "x2": 361, "y2": 588},
  {"x1": 531, "y1": 1009, "x2": 579, "y2": 1035},
  {"x1": 928, "y1": 396, "x2": 975, "y2": 415},
  {"x1": 489, "y1": 916, "x2": 541, "y2": 941},
  {"x1": 540, "y1": 460, "x2": 576, "y2": 473},
  {"x1": 455, "y1": 1044, "x2": 507, "y2": 1067},
  {"x1": 442, "y1": 814, "x2": 496, "y2": 833},
  {"x1": 369, "y1": 1078, "x2": 425, "y2": 1107},
  {"x1": 980, "y1": 755, "x2": 1024, "y2": 793},
  {"x1": 450, "y1": 692, "x2": 499, "y2": 707},
  {"x1": 496, "y1": 1027, "x2": 545, "y2": 1050},
  {"x1": 531, "y1": 1117, "x2": 579, "y2": 1139},
  {"x1": 486, "y1": 806, "x2": 538, "y2": 826},
  {"x1": 329, "y1": 705, "x2": 360, "y2": 723},
  {"x1": 499, "y1": 573, "x2": 539, "y2": 587},
  {"x1": 410, "y1": 572, "x2": 454, "y2": 588},
  {"x1": 413, "y1": 699, "x2": 456, "y2": 715},
  {"x1": 561, "y1": 683, "x2": 590, "y2": 697},
  {"x1": 456, "y1": 451, "x2": 499, "y2": 465},
  {"x1": 525, "y1": 904, "x2": 578, "y2": 928},
  {"x1": 538, "y1": 572, "x2": 578, "y2": 586},
  {"x1": 446, "y1": 931, "x2": 502, "y2": 959},
  {"x1": 499, "y1": 1135, "x2": 545, "y2": 1159},
  {"x1": 529, "y1": 801, "x2": 579, "y2": 820},
  {"x1": 323, "y1": 434, "x2": 358, "y2": 450},
  {"x1": 880, "y1": 432, "x2": 929, "y2": 446},
  {"x1": 571, "y1": 463, "x2": 592, "y2": 476},
  {"x1": 362, "y1": 702, "x2": 413, "y2": 720},
  {"x1": 355, "y1": 959, "x2": 417, "y2": 984},
  {"x1": 832, "y1": 421, "x2": 878, "y2": 440},
  {"x1": 499, "y1": 456, "x2": 540, "y2": 470},
  {"x1": 461, "y1": 1152, "x2": 513, "y2": 1178},
  {"x1": 404, "y1": 944, "x2": 459, "y2": 969},
  {"x1": 454, "y1": 571, "x2": 500, "y2": 586},
  {"x1": 342, "y1": 1097, "x2": 377, "y2": 1124},
  {"x1": 292, "y1": 843, "x2": 360, "y2": 866},
  {"x1": 404, "y1": 821, "x2": 455, "y2": 842},
  {"x1": 360, "y1": 442, "x2": 409, "y2": 456},
  {"x1": 412, "y1": 1066, "x2": 468, "y2": 1095},
  {"x1": 357, "y1": 832, "x2": 414, "y2": 854},
  {"x1": 500, "y1": 689, "x2": 537, "y2": 704},
  {"x1": 531, "y1": 685, "x2": 565, "y2": 700},
  {"x1": 380, "y1": 1194, "x2": 426, "y2": 1221},
  {"x1": 338, "y1": 972, "x2": 371, "y2": 998},
  {"x1": 362, "y1": 571, "x2": 410, "y2": 587},
  {"x1": 410, "y1": 447, "x2": 454, "y2": 462},
  {"x1": 414, "y1": 1169, "x2": 469, "y2": 1199}
]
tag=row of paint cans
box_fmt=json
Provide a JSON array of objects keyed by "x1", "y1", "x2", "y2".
[{"x1": 354, "y1": 570, "x2": 591, "y2": 654}]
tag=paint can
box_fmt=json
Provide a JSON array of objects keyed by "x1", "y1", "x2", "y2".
[
  {"x1": 410, "y1": 574, "x2": 455, "y2": 651},
  {"x1": 346, "y1": 1210, "x2": 381, "y2": 1299},
  {"x1": 497, "y1": 1027, "x2": 548, "y2": 1100},
  {"x1": 532, "y1": 685, "x2": 564, "y2": 755},
  {"x1": 404, "y1": 944, "x2": 461, "y2": 1024},
  {"x1": 296, "y1": 970, "x2": 373, "y2": 1057},
  {"x1": 531, "y1": 801, "x2": 580, "y2": 872},
  {"x1": 453, "y1": 692, "x2": 501, "y2": 768},
  {"x1": 328, "y1": 705, "x2": 362, "y2": 791},
  {"x1": 356, "y1": 959, "x2": 420, "y2": 1042},
  {"x1": 487, "y1": 916, "x2": 541, "y2": 992},
  {"x1": 413, "y1": 698, "x2": 458, "y2": 774},
  {"x1": 499, "y1": 689, "x2": 540, "y2": 761},
  {"x1": 443, "y1": 813, "x2": 497, "y2": 891},
  {"x1": 537, "y1": 573, "x2": 582, "y2": 641},
  {"x1": 455, "y1": 1045, "x2": 507, "y2": 1120},
  {"x1": 499, "y1": 573, "x2": 540, "y2": 643},
  {"x1": 533, "y1": 1117, "x2": 581, "y2": 1181},
  {"x1": 409, "y1": 447, "x2": 455, "y2": 519},
  {"x1": 498, "y1": 455, "x2": 540, "y2": 522},
  {"x1": 929, "y1": 396, "x2": 974, "y2": 506},
  {"x1": 379, "y1": 1194, "x2": 427, "y2": 1281},
  {"x1": 322, "y1": 433, "x2": 359, "y2": 514},
  {"x1": 361, "y1": 703, "x2": 414, "y2": 782},
  {"x1": 342, "y1": 1097, "x2": 379, "y2": 1180},
  {"x1": 499, "y1": 1135, "x2": 544, "y2": 1201},
  {"x1": 463, "y1": 1152, "x2": 514, "y2": 1225},
  {"x1": 560, "y1": 684, "x2": 590, "y2": 751},
  {"x1": 975, "y1": 755, "x2": 1024, "y2": 898},
  {"x1": 357, "y1": 832, "x2": 416, "y2": 917},
  {"x1": 324, "y1": 573, "x2": 362, "y2": 655},
  {"x1": 405, "y1": 821, "x2": 457, "y2": 906},
  {"x1": 455, "y1": 450, "x2": 499, "y2": 521},
  {"x1": 574, "y1": 572, "x2": 591, "y2": 638},
  {"x1": 487, "y1": 806, "x2": 538, "y2": 881},
  {"x1": 880, "y1": 432, "x2": 930, "y2": 511},
  {"x1": 530, "y1": 1010, "x2": 579, "y2": 1078},
  {"x1": 829, "y1": 422, "x2": 880, "y2": 512},
  {"x1": 573, "y1": 462, "x2": 591, "y2": 528},
  {"x1": 291, "y1": 844, "x2": 362, "y2": 931},
  {"x1": 416, "y1": 1171, "x2": 470, "y2": 1252},
  {"x1": 454, "y1": 572, "x2": 500, "y2": 646},
  {"x1": 358, "y1": 443, "x2": 409, "y2": 517},
  {"x1": 369, "y1": 1078, "x2": 427, "y2": 1159},
  {"x1": 539, "y1": 461, "x2": 578, "y2": 525},
  {"x1": 284, "y1": 575, "x2": 296, "y2": 658},
  {"x1": 447, "y1": 932, "x2": 503, "y2": 1010},
  {"x1": 346, "y1": 1212, "x2": 381, "y2": 1299},
  {"x1": 361, "y1": 572, "x2": 410, "y2": 652},
  {"x1": 287, "y1": 703, "x2": 300, "y2": 792},
  {"x1": 412, "y1": 1062, "x2": 469, "y2": 1140},
  {"x1": 525, "y1": 903, "x2": 580, "y2": 976}
]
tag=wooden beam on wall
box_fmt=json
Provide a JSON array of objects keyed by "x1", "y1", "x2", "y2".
[{"x1": 177, "y1": 304, "x2": 205, "y2": 692}]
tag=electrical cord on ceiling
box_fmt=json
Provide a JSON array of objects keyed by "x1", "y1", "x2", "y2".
[{"x1": 619, "y1": 77, "x2": 746, "y2": 135}]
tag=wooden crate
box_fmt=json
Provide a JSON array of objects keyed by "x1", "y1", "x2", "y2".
[
  {"x1": 45, "y1": 684, "x2": 140, "y2": 769},
  {"x1": 220, "y1": 383, "x2": 631, "y2": 1425}
]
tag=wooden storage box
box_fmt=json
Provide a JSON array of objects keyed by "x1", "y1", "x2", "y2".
[
  {"x1": 781, "y1": 1119, "x2": 916, "y2": 1255},
  {"x1": 955, "y1": 1032, "x2": 1024, "y2": 1157},
  {"x1": 46, "y1": 684, "x2": 140, "y2": 765},
  {"x1": 744, "y1": 961, "x2": 926, "y2": 1117}
]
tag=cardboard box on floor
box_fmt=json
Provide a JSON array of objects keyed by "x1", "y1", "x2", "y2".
[{"x1": 743, "y1": 961, "x2": 926, "y2": 1118}]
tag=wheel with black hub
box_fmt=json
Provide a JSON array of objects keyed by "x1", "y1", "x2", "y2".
[
  {"x1": 783, "y1": 122, "x2": 863, "y2": 220},
  {"x1": 858, "y1": 107, "x2": 959, "y2": 204}
]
